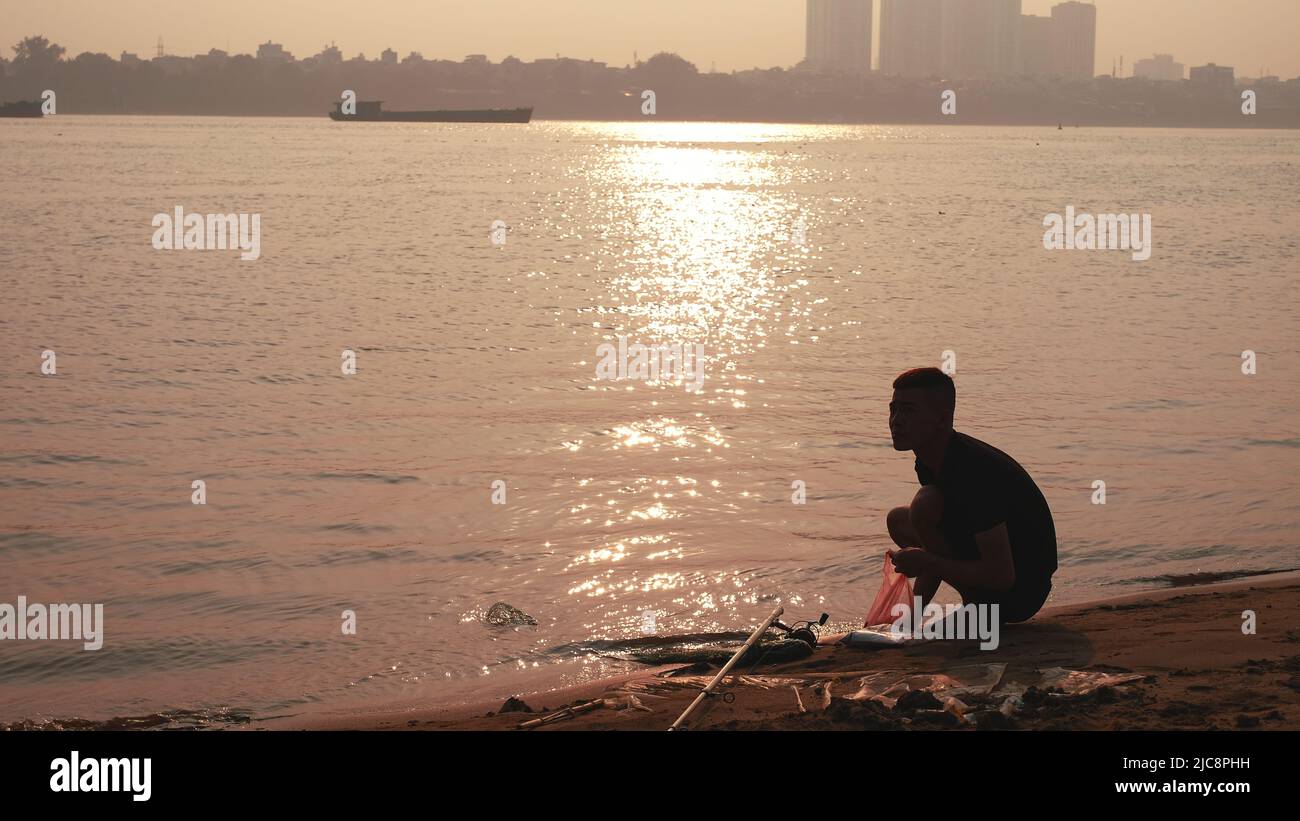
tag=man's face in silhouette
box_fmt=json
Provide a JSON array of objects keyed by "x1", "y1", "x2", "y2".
[{"x1": 889, "y1": 387, "x2": 949, "y2": 451}]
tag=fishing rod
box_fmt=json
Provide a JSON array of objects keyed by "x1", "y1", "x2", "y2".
[{"x1": 667, "y1": 606, "x2": 784, "y2": 732}]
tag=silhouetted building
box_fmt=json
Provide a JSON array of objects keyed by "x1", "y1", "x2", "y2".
[
  {"x1": 531, "y1": 56, "x2": 608, "y2": 89},
  {"x1": 1019, "y1": 14, "x2": 1052, "y2": 77},
  {"x1": 806, "y1": 0, "x2": 873, "y2": 76},
  {"x1": 194, "y1": 48, "x2": 229, "y2": 68},
  {"x1": 1050, "y1": 1, "x2": 1096, "y2": 80},
  {"x1": 120, "y1": 51, "x2": 142, "y2": 66},
  {"x1": 152, "y1": 54, "x2": 191, "y2": 76},
  {"x1": 256, "y1": 41, "x2": 293, "y2": 64},
  {"x1": 1190, "y1": 63, "x2": 1235, "y2": 89},
  {"x1": 299, "y1": 43, "x2": 342, "y2": 71},
  {"x1": 879, "y1": 0, "x2": 943, "y2": 78},
  {"x1": 1133, "y1": 54, "x2": 1183, "y2": 82},
  {"x1": 381, "y1": 48, "x2": 398, "y2": 65}
]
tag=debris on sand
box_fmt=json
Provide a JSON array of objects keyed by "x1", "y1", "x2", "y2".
[
  {"x1": 623, "y1": 637, "x2": 813, "y2": 667},
  {"x1": 515, "y1": 694, "x2": 655, "y2": 730},
  {"x1": 894, "y1": 690, "x2": 944, "y2": 712},
  {"x1": 823, "y1": 697, "x2": 902, "y2": 730},
  {"x1": 847, "y1": 663, "x2": 1008, "y2": 708},
  {"x1": 833, "y1": 664, "x2": 1147, "y2": 728},
  {"x1": 498, "y1": 696, "x2": 533, "y2": 714},
  {"x1": 663, "y1": 661, "x2": 714, "y2": 677},
  {"x1": 1036, "y1": 667, "x2": 1145, "y2": 695}
]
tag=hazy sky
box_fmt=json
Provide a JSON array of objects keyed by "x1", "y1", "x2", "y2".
[{"x1": 2, "y1": 0, "x2": 1297, "y2": 78}]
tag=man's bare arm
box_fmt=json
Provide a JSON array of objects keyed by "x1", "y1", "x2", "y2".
[{"x1": 918, "y1": 522, "x2": 1016, "y2": 593}]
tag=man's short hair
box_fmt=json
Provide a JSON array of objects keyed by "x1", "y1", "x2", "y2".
[{"x1": 893, "y1": 367, "x2": 956, "y2": 414}]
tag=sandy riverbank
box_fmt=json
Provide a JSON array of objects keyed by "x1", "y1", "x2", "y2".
[{"x1": 272, "y1": 574, "x2": 1300, "y2": 731}]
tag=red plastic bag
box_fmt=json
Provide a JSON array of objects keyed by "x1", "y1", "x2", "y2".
[{"x1": 864, "y1": 554, "x2": 914, "y2": 627}]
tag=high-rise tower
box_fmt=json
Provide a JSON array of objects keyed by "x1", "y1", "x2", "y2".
[{"x1": 806, "y1": 0, "x2": 874, "y2": 76}]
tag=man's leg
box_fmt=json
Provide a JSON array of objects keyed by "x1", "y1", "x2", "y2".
[{"x1": 886, "y1": 486, "x2": 953, "y2": 609}]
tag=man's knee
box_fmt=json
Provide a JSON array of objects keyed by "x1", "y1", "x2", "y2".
[
  {"x1": 909, "y1": 485, "x2": 943, "y2": 529},
  {"x1": 886, "y1": 506, "x2": 912, "y2": 541}
]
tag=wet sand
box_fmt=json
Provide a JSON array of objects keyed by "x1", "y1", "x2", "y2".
[{"x1": 274, "y1": 574, "x2": 1300, "y2": 731}]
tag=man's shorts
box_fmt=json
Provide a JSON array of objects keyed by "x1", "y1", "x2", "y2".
[{"x1": 963, "y1": 577, "x2": 1052, "y2": 624}]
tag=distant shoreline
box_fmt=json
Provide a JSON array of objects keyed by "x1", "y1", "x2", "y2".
[{"x1": 4, "y1": 112, "x2": 1299, "y2": 130}]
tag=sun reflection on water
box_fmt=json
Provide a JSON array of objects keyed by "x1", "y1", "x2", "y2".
[{"x1": 557, "y1": 122, "x2": 815, "y2": 634}]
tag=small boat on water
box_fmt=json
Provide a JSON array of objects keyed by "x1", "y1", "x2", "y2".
[
  {"x1": 330, "y1": 100, "x2": 532, "y2": 123},
  {"x1": 0, "y1": 100, "x2": 43, "y2": 118}
]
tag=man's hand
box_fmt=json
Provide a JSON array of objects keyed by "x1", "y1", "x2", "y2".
[{"x1": 888, "y1": 547, "x2": 933, "y2": 579}]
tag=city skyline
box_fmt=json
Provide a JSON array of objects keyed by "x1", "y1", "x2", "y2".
[
  {"x1": 806, "y1": 0, "x2": 873, "y2": 76},
  {"x1": 2, "y1": 0, "x2": 1299, "y2": 80},
  {"x1": 869, "y1": 0, "x2": 1031, "y2": 80}
]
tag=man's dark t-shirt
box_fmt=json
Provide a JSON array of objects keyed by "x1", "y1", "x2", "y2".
[{"x1": 914, "y1": 431, "x2": 1057, "y2": 621}]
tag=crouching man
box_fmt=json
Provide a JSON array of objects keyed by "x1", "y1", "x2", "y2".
[{"x1": 886, "y1": 367, "x2": 1057, "y2": 624}]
